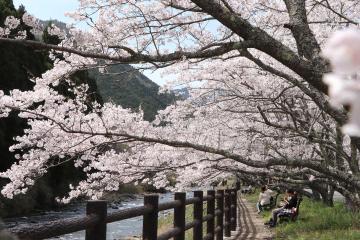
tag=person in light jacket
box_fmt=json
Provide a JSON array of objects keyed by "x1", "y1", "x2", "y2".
[{"x1": 256, "y1": 185, "x2": 275, "y2": 214}]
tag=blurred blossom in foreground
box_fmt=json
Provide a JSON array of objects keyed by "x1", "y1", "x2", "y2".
[
  {"x1": 309, "y1": 175, "x2": 315, "y2": 182},
  {"x1": 323, "y1": 29, "x2": 360, "y2": 136}
]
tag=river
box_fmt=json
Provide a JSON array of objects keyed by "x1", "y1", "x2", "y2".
[{"x1": 4, "y1": 192, "x2": 194, "y2": 240}]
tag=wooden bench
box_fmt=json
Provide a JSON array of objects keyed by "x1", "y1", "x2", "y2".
[{"x1": 278, "y1": 197, "x2": 303, "y2": 222}]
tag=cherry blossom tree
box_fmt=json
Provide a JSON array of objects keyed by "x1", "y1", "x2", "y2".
[{"x1": 0, "y1": 0, "x2": 360, "y2": 207}]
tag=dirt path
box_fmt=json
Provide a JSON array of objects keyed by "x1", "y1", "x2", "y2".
[{"x1": 228, "y1": 196, "x2": 274, "y2": 240}]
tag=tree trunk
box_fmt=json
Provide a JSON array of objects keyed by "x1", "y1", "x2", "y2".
[
  {"x1": 345, "y1": 196, "x2": 360, "y2": 212},
  {"x1": 320, "y1": 186, "x2": 334, "y2": 207},
  {"x1": 309, "y1": 186, "x2": 321, "y2": 201}
]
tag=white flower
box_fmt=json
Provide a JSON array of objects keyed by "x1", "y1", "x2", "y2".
[
  {"x1": 15, "y1": 30, "x2": 27, "y2": 40},
  {"x1": 0, "y1": 27, "x2": 10, "y2": 36},
  {"x1": 4, "y1": 16, "x2": 20, "y2": 30},
  {"x1": 343, "y1": 102, "x2": 360, "y2": 136},
  {"x1": 22, "y1": 13, "x2": 36, "y2": 27},
  {"x1": 323, "y1": 74, "x2": 360, "y2": 106},
  {"x1": 47, "y1": 24, "x2": 66, "y2": 39},
  {"x1": 323, "y1": 29, "x2": 360, "y2": 73}
]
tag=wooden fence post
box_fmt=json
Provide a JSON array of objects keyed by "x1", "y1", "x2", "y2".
[
  {"x1": 143, "y1": 194, "x2": 159, "y2": 240},
  {"x1": 174, "y1": 192, "x2": 186, "y2": 240},
  {"x1": 216, "y1": 190, "x2": 224, "y2": 240},
  {"x1": 85, "y1": 200, "x2": 107, "y2": 240},
  {"x1": 207, "y1": 190, "x2": 215, "y2": 240},
  {"x1": 224, "y1": 189, "x2": 231, "y2": 237},
  {"x1": 193, "y1": 191, "x2": 203, "y2": 240},
  {"x1": 236, "y1": 181, "x2": 241, "y2": 191},
  {"x1": 231, "y1": 189, "x2": 237, "y2": 230}
]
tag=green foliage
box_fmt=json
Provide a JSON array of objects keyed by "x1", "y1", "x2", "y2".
[
  {"x1": 286, "y1": 230, "x2": 360, "y2": 240},
  {"x1": 276, "y1": 199, "x2": 360, "y2": 240},
  {"x1": 158, "y1": 203, "x2": 208, "y2": 239},
  {"x1": 245, "y1": 191, "x2": 360, "y2": 240},
  {"x1": 0, "y1": 0, "x2": 16, "y2": 24},
  {"x1": 89, "y1": 64, "x2": 175, "y2": 121},
  {"x1": 244, "y1": 189, "x2": 261, "y2": 203},
  {"x1": 0, "y1": 178, "x2": 52, "y2": 216}
]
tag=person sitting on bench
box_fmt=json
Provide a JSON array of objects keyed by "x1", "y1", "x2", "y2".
[
  {"x1": 265, "y1": 189, "x2": 298, "y2": 227},
  {"x1": 241, "y1": 184, "x2": 253, "y2": 194},
  {"x1": 256, "y1": 185, "x2": 275, "y2": 214}
]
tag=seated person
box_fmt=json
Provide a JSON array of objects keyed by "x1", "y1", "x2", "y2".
[
  {"x1": 265, "y1": 189, "x2": 298, "y2": 227},
  {"x1": 256, "y1": 185, "x2": 275, "y2": 213},
  {"x1": 278, "y1": 192, "x2": 290, "y2": 207},
  {"x1": 241, "y1": 185, "x2": 252, "y2": 193}
]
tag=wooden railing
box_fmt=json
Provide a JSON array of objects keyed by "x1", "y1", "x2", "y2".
[{"x1": 9, "y1": 188, "x2": 239, "y2": 240}]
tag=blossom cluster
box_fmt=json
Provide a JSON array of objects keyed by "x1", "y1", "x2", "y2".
[
  {"x1": 0, "y1": 14, "x2": 41, "y2": 39},
  {"x1": 323, "y1": 29, "x2": 360, "y2": 135},
  {"x1": 0, "y1": 16, "x2": 19, "y2": 37},
  {"x1": 47, "y1": 24, "x2": 66, "y2": 39}
]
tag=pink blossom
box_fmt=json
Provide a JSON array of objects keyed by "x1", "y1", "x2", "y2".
[
  {"x1": 4, "y1": 16, "x2": 20, "y2": 30},
  {"x1": 323, "y1": 29, "x2": 360, "y2": 73}
]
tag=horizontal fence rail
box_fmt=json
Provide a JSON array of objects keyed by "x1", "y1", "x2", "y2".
[{"x1": 9, "y1": 187, "x2": 239, "y2": 240}]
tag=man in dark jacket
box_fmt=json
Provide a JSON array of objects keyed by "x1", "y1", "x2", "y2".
[{"x1": 265, "y1": 189, "x2": 298, "y2": 227}]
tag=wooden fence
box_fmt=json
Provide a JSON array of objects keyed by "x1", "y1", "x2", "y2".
[{"x1": 9, "y1": 188, "x2": 239, "y2": 240}]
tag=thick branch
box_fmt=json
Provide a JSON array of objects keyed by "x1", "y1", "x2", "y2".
[
  {"x1": 190, "y1": 0, "x2": 328, "y2": 92},
  {"x1": 0, "y1": 38, "x2": 253, "y2": 64},
  {"x1": 283, "y1": 0, "x2": 321, "y2": 59},
  {"x1": 242, "y1": 50, "x2": 347, "y2": 125}
]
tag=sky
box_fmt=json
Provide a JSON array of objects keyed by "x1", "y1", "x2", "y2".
[
  {"x1": 13, "y1": 0, "x2": 167, "y2": 86},
  {"x1": 13, "y1": 0, "x2": 79, "y2": 23}
]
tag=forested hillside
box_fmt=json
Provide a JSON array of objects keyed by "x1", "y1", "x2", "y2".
[
  {"x1": 43, "y1": 19, "x2": 175, "y2": 121},
  {"x1": 90, "y1": 64, "x2": 174, "y2": 121},
  {"x1": 0, "y1": 0, "x2": 173, "y2": 217}
]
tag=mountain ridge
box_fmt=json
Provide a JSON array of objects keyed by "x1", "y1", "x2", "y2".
[{"x1": 89, "y1": 64, "x2": 175, "y2": 121}]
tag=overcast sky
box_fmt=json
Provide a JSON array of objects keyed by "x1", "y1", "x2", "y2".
[{"x1": 13, "y1": 0, "x2": 167, "y2": 86}]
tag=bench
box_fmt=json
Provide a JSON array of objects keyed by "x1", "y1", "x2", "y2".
[{"x1": 278, "y1": 197, "x2": 303, "y2": 222}]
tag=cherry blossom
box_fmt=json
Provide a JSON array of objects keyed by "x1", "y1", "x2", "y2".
[
  {"x1": 323, "y1": 29, "x2": 360, "y2": 136},
  {"x1": 4, "y1": 16, "x2": 20, "y2": 30},
  {"x1": 0, "y1": 0, "x2": 359, "y2": 207},
  {"x1": 323, "y1": 29, "x2": 360, "y2": 73},
  {"x1": 47, "y1": 24, "x2": 66, "y2": 39}
]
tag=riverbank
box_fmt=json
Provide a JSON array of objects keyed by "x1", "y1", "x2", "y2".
[
  {"x1": 4, "y1": 191, "x2": 176, "y2": 240},
  {"x1": 244, "y1": 191, "x2": 360, "y2": 239},
  {"x1": 0, "y1": 182, "x2": 163, "y2": 219}
]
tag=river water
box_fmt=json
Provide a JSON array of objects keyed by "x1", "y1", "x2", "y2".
[{"x1": 4, "y1": 192, "x2": 194, "y2": 240}]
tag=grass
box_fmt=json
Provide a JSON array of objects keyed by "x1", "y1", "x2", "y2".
[
  {"x1": 245, "y1": 191, "x2": 360, "y2": 240},
  {"x1": 158, "y1": 203, "x2": 208, "y2": 240}
]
